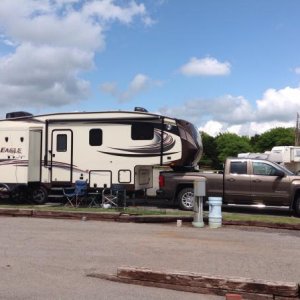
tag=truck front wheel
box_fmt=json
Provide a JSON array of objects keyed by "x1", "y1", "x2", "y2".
[{"x1": 177, "y1": 188, "x2": 194, "y2": 211}]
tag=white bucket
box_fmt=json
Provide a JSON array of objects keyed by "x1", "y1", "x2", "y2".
[
  {"x1": 208, "y1": 197, "x2": 222, "y2": 228},
  {"x1": 176, "y1": 219, "x2": 182, "y2": 227}
]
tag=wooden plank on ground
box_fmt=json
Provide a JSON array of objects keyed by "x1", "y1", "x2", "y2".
[
  {"x1": 87, "y1": 272, "x2": 278, "y2": 299},
  {"x1": 117, "y1": 267, "x2": 299, "y2": 297}
]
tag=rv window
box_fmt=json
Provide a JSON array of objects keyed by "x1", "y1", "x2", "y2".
[
  {"x1": 89, "y1": 129, "x2": 102, "y2": 146},
  {"x1": 57, "y1": 134, "x2": 67, "y2": 152},
  {"x1": 131, "y1": 123, "x2": 154, "y2": 140}
]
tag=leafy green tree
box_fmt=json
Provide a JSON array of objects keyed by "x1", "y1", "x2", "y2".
[
  {"x1": 250, "y1": 134, "x2": 260, "y2": 150},
  {"x1": 254, "y1": 127, "x2": 295, "y2": 152},
  {"x1": 215, "y1": 133, "x2": 253, "y2": 163},
  {"x1": 199, "y1": 132, "x2": 221, "y2": 169}
]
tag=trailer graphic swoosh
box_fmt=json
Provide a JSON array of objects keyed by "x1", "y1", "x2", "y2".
[
  {"x1": 0, "y1": 160, "x2": 86, "y2": 173},
  {"x1": 98, "y1": 130, "x2": 176, "y2": 156},
  {"x1": 97, "y1": 151, "x2": 179, "y2": 158}
]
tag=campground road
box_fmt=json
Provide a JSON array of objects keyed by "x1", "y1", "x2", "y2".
[{"x1": 0, "y1": 217, "x2": 300, "y2": 299}]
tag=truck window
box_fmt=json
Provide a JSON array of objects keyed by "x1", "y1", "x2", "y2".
[
  {"x1": 230, "y1": 161, "x2": 247, "y2": 174},
  {"x1": 131, "y1": 123, "x2": 154, "y2": 140},
  {"x1": 253, "y1": 162, "x2": 277, "y2": 176}
]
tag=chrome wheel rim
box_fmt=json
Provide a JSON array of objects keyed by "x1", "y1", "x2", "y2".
[{"x1": 182, "y1": 192, "x2": 194, "y2": 209}]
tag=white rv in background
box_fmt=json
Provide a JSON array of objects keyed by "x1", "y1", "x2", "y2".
[
  {"x1": 0, "y1": 108, "x2": 202, "y2": 203},
  {"x1": 268, "y1": 146, "x2": 300, "y2": 174},
  {"x1": 238, "y1": 146, "x2": 300, "y2": 174}
]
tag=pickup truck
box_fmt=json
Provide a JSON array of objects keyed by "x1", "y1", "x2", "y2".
[{"x1": 156, "y1": 157, "x2": 300, "y2": 216}]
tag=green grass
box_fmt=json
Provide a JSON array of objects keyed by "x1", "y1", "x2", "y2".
[
  {"x1": 0, "y1": 203, "x2": 171, "y2": 215},
  {"x1": 222, "y1": 212, "x2": 300, "y2": 224},
  {"x1": 0, "y1": 204, "x2": 300, "y2": 224}
]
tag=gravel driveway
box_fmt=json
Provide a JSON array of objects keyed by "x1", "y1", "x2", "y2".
[{"x1": 0, "y1": 217, "x2": 299, "y2": 299}]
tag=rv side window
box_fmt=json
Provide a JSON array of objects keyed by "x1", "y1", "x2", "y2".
[
  {"x1": 89, "y1": 129, "x2": 102, "y2": 146},
  {"x1": 57, "y1": 134, "x2": 67, "y2": 152},
  {"x1": 131, "y1": 123, "x2": 154, "y2": 140}
]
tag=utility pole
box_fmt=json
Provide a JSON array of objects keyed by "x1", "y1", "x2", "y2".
[{"x1": 296, "y1": 113, "x2": 300, "y2": 146}]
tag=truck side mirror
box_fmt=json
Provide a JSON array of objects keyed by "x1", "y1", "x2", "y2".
[{"x1": 275, "y1": 170, "x2": 285, "y2": 177}]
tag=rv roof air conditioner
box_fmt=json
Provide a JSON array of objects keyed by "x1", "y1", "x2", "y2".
[
  {"x1": 6, "y1": 111, "x2": 33, "y2": 119},
  {"x1": 134, "y1": 107, "x2": 148, "y2": 113}
]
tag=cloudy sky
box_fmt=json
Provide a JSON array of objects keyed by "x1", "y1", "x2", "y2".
[{"x1": 0, "y1": 0, "x2": 300, "y2": 136}]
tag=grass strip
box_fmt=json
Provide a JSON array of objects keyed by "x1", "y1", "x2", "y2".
[
  {"x1": 223, "y1": 212, "x2": 300, "y2": 225},
  {"x1": 0, "y1": 204, "x2": 299, "y2": 224}
]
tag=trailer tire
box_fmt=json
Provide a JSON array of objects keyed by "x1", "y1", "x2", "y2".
[
  {"x1": 31, "y1": 186, "x2": 48, "y2": 204},
  {"x1": 10, "y1": 186, "x2": 28, "y2": 204},
  {"x1": 177, "y1": 187, "x2": 194, "y2": 211},
  {"x1": 295, "y1": 196, "x2": 300, "y2": 217}
]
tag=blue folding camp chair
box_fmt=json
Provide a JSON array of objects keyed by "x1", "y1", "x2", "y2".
[{"x1": 63, "y1": 180, "x2": 88, "y2": 207}]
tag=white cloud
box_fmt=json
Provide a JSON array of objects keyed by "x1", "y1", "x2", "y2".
[
  {"x1": 246, "y1": 121, "x2": 294, "y2": 135},
  {"x1": 100, "y1": 73, "x2": 162, "y2": 102},
  {"x1": 199, "y1": 120, "x2": 223, "y2": 137},
  {"x1": 128, "y1": 74, "x2": 150, "y2": 93},
  {"x1": 159, "y1": 95, "x2": 253, "y2": 126},
  {"x1": 0, "y1": 0, "x2": 152, "y2": 112},
  {"x1": 295, "y1": 67, "x2": 300, "y2": 74},
  {"x1": 179, "y1": 56, "x2": 231, "y2": 76},
  {"x1": 82, "y1": 0, "x2": 150, "y2": 25},
  {"x1": 0, "y1": 0, "x2": 151, "y2": 49},
  {"x1": 0, "y1": 43, "x2": 91, "y2": 108},
  {"x1": 256, "y1": 86, "x2": 300, "y2": 122},
  {"x1": 159, "y1": 85, "x2": 300, "y2": 136}
]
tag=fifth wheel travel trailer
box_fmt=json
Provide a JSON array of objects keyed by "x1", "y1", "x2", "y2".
[{"x1": 0, "y1": 108, "x2": 202, "y2": 203}]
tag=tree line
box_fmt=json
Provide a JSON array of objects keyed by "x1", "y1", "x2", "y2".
[{"x1": 199, "y1": 127, "x2": 295, "y2": 170}]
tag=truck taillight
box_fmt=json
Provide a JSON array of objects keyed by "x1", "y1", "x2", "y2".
[{"x1": 159, "y1": 175, "x2": 165, "y2": 188}]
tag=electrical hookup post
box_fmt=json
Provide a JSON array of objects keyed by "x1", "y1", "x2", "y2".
[{"x1": 192, "y1": 177, "x2": 206, "y2": 228}]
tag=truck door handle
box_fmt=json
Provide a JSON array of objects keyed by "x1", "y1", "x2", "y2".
[
  {"x1": 227, "y1": 178, "x2": 235, "y2": 182},
  {"x1": 252, "y1": 179, "x2": 261, "y2": 183}
]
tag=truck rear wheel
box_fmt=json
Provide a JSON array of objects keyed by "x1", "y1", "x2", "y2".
[{"x1": 177, "y1": 187, "x2": 194, "y2": 211}]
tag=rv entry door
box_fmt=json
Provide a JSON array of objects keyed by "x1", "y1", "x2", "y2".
[
  {"x1": 50, "y1": 130, "x2": 73, "y2": 183},
  {"x1": 28, "y1": 129, "x2": 42, "y2": 183}
]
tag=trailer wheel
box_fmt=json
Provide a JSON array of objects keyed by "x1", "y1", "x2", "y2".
[
  {"x1": 295, "y1": 196, "x2": 300, "y2": 217},
  {"x1": 177, "y1": 187, "x2": 194, "y2": 211},
  {"x1": 10, "y1": 186, "x2": 28, "y2": 204},
  {"x1": 31, "y1": 186, "x2": 48, "y2": 204}
]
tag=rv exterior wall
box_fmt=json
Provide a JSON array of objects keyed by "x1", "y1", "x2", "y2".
[
  {"x1": 0, "y1": 128, "x2": 29, "y2": 184},
  {"x1": 45, "y1": 120, "x2": 181, "y2": 188},
  {"x1": 0, "y1": 110, "x2": 202, "y2": 193}
]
